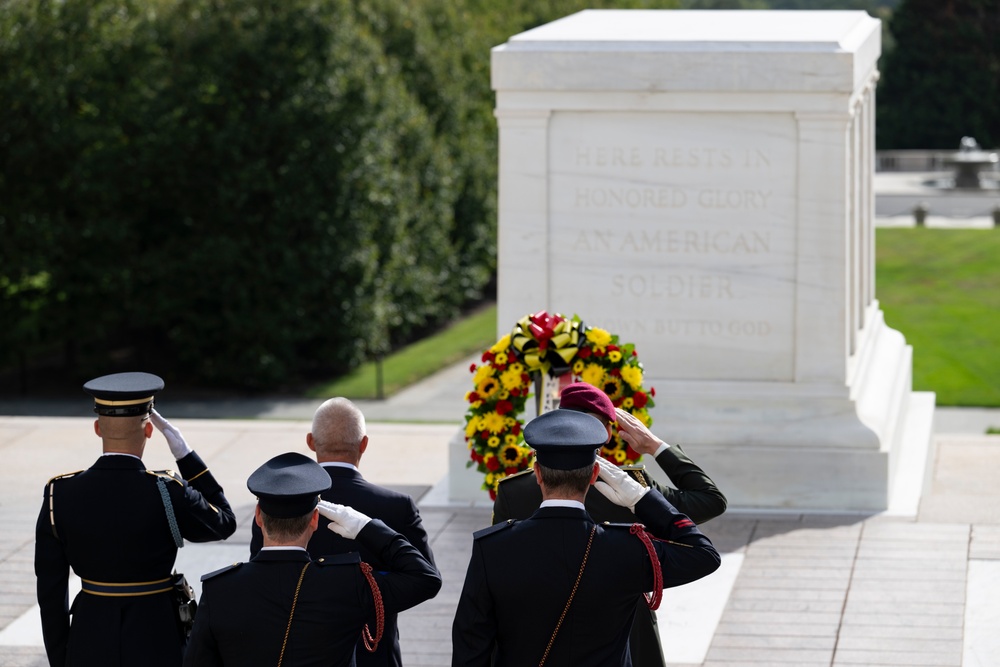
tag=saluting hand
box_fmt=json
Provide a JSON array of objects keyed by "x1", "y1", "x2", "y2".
[
  {"x1": 615, "y1": 408, "x2": 665, "y2": 457},
  {"x1": 317, "y1": 500, "x2": 371, "y2": 540},
  {"x1": 150, "y1": 409, "x2": 192, "y2": 460},
  {"x1": 593, "y1": 457, "x2": 650, "y2": 512}
]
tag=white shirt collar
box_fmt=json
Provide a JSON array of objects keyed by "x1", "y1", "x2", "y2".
[
  {"x1": 540, "y1": 499, "x2": 586, "y2": 511},
  {"x1": 101, "y1": 452, "x2": 142, "y2": 461},
  {"x1": 320, "y1": 462, "x2": 358, "y2": 471},
  {"x1": 259, "y1": 546, "x2": 309, "y2": 553}
]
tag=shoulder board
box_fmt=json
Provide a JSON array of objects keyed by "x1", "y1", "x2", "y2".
[
  {"x1": 202, "y1": 562, "x2": 242, "y2": 581},
  {"x1": 601, "y1": 521, "x2": 639, "y2": 530},
  {"x1": 316, "y1": 553, "x2": 361, "y2": 567},
  {"x1": 474, "y1": 520, "x2": 514, "y2": 540},
  {"x1": 620, "y1": 465, "x2": 650, "y2": 488},
  {"x1": 145, "y1": 469, "x2": 183, "y2": 484},
  {"x1": 46, "y1": 470, "x2": 83, "y2": 485},
  {"x1": 497, "y1": 468, "x2": 534, "y2": 485}
]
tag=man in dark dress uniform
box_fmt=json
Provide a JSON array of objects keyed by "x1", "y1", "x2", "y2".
[
  {"x1": 249, "y1": 397, "x2": 439, "y2": 667},
  {"x1": 33, "y1": 372, "x2": 237, "y2": 667},
  {"x1": 186, "y1": 452, "x2": 441, "y2": 667},
  {"x1": 452, "y1": 409, "x2": 721, "y2": 667},
  {"x1": 492, "y1": 382, "x2": 728, "y2": 666}
]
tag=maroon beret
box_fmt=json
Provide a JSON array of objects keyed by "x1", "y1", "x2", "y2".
[{"x1": 558, "y1": 382, "x2": 616, "y2": 424}]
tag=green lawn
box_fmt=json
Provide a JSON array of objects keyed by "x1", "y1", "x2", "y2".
[
  {"x1": 310, "y1": 229, "x2": 1000, "y2": 407},
  {"x1": 876, "y1": 228, "x2": 1000, "y2": 407},
  {"x1": 306, "y1": 303, "x2": 497, "y2": 400}
]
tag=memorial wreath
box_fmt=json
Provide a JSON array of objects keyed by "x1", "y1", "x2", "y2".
[{"x1": 465, "y1": 311, "x2": 656, "y2": 498}]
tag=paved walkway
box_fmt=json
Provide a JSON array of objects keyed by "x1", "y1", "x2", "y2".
[{"x1": 1, "y1": 358, "x2": 999, "y2": 666}]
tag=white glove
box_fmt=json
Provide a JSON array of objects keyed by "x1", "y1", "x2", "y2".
[
  {"x1": 317, "y1": 500, "x2": 371, "y2": 540},
  {"x1": 593, "y1": 457, "x2": 650, "y2": 512},
  {"x1": 149, "y1": 410, "x2": 192, "y2": 460}
]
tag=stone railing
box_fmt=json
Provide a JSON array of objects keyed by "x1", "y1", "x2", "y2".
[{"x1": 876, "y1": 149, "x2": 1000, "y2": 173}]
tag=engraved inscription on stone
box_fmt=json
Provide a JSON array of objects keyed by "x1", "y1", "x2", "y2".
[{"x1": 548, "y1": 112, "x2": 796, "y2": 381}]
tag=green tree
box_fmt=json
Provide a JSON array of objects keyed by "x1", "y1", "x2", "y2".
[{"x1": 877, "y1": 0, "x2": 1000, "y2": 149}]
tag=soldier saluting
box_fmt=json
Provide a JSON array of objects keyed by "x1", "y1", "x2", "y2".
[
  {"x1": 33, "y1": 372, "x2": 237, "y2": 667},
  {"x1": 452, "y1": 409, "x2": 721, "y2": 666}
]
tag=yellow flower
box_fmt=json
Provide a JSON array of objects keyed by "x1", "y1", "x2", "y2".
[
  {"x1": 505, "y1": 433, "x2": 520, "y2": 446},
  {"x1": 488, "y1": 436, "x2": 500, "y2": 448},
  {"x1": 494, "y1": 351, "x2": 509, "y2": 366},
  {"x1": 603, "y1": 376, "x2": 623, "y2": 400},
  {"x1": 485, "y1": 472, "x2": 496, "y2": 487},
  {"x1": 482, "y1": 411, "x2": 506, "y2": 434},
  {"x1": 490, "y1": 334, "x2": 511, "y2": 354},
  {"x1": 621, "y1": 397, "x2": 634, "y2": 409},
  {"x1": 620, "y1": 365, "x2": 643, "y2": 390},
  {"x1": 613, "y1": 448, "x2": 627, "y2": 463},
  {"x1": 586, "y1": 328, "x2": 612, "y2": 348},
  {"x1": 581, "y1": 364, "x2": 605, "y2": 387},
  {"x1": 477, "y1": 377, "x2": 500, "y2": 399},
  {"x1": 473, "y1": 364, "x2": 495, "y2": 386},
  {"x1": 500, "y1": 367, "x2": 525, "y2": 391},
  {"x1": 465, "y1": 418, "x2": 480, "y2": 438},
  {"x1": 499, "y1": 444, "x2": 522, "y2": 466},
  {"x1": 508, "y1": 362, "x2": 525, "y2": 374},
  {"x1": 572, "y1": 359, "x2": 585, "y2": 374},
  {"x1": 608, "y1": 350, "x2": 622, "y2": 363}
]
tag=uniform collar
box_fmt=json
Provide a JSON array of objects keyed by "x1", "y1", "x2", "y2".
[
  {"x1": 540, "y1": 499, "x2": 586, "y2": 511},
  {"x1": 251, "y1": 548, "x2": 311, "y2": 563}
]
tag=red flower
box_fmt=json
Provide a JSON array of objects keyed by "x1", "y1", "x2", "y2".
[
  {"x1": 633, "y1": 392, "x2": 648, "y2": 408},
  {"x1": 650, "y1": 387, "x2": 656, "y2": 397},
  {"x1": 468, "y1": 392, "x2": 481, "y2": 404},
  {"x1": 512, "y1": 423, "x2": 521, "y2": 436},
  {"x1": 612, "y1": 397, "x2": 623, "y2": 407},
  {"x1": 610, "y1": 367, "x2": 620, "y2": 376},
  {"x1": 496, "y1": 400, "x2": 514, "y2": 415},
  {"x1": 506, "y1": 467, "x2": 520, "y2": 475},
  {"x1": 486, "y1": 457, "x2": 501, "y2": 472},
  {"x1": 594, "y1": 348, "x2": 606, "y2": 357},
  {"x1": 625, "y1": 445, "x2": 640, "y2": 460},
  {"x1": 469, "y1": 363, "x2": 477, "y2": 373},
  {"x1": 607, "y1": 345, "x2": 619, "y2": 352},
  {"x1": 482, "y1": 351, "x2": 495, "y2": 363},
  {"x1": 510, "y1": 388, "x2": 520, "y2": 397},
  {"x1": 481, "y1": 431, "x2": 490, "y2": 440},
  {"x1": 578, "y1": 347, "x2": 592, "y2": 359},
  {"x1": 632, "y1": 350, "x2": 638, "y2": 356},
  {"x1": 489, "y1": 489, "x2": 497, "y2": 501}
]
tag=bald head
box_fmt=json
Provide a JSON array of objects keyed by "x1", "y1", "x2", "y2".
[{"x1": 308, "y1": 398, "x2": 367, "y2": 464}]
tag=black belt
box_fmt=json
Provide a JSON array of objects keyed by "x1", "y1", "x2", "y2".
[{"x1": 81, "y1": 577, "x2": 173, "y2": 597}]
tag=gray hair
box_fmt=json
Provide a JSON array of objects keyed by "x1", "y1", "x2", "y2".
[{"x1": 310, "y1": 397, "x2": 366, "y2": 456}]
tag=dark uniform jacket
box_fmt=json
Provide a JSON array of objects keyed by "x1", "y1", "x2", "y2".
[
  {"x1": 188, "y1": 519, "x2": 442, "y2": 667},
  {"x1": 34, "y1": 451, "x2": 237, "y2": 667},
  {"x1": 491, "y1": 443, "x2": 727, "y2": 667},
  {"x1": 452, "y1": 491, "x2": 721, "y2": 667},
  {"x1": 250, "y1": 464, "x2": 438, "y2": 667}
]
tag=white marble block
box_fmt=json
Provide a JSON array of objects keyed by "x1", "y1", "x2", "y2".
[{"x1": 487, "y1": 9, "x2": 935, "y2": 512}]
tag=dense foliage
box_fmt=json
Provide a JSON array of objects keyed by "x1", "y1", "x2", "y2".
[
  {"x1": 877, "y1": 0, "x2": 1000, "y2": 149},
  {"x1": 0, "y1": 0, "x2": 680, "y2": 391},
  {"x1": 0, "y1": 0, "x2": 990, "y2": 392}
]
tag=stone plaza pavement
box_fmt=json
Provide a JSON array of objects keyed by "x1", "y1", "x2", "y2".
[{"x1": 1, "y1": 358, "x2": 999, "y2": 666}]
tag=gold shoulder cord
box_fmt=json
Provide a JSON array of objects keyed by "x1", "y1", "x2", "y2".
[
  {"x1": 277, "y1": 562, "x2": 310, "y2": 667},
  {"x1": 48, "y1": 480, "x2": 59, "y2": 539},
  {"x1": 46, "y1": 472, "x2": 81, "y2": 539}
]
